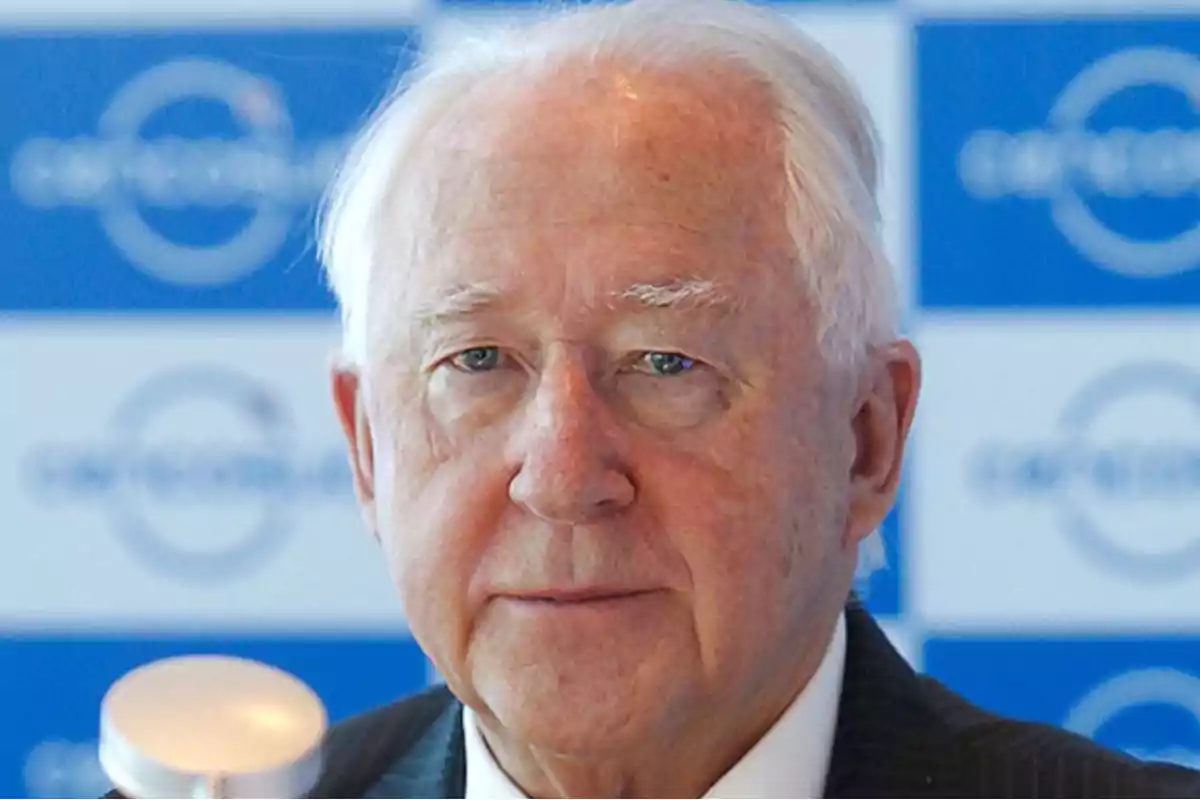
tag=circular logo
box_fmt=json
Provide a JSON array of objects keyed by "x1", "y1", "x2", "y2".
[
  {"x1": 1049, "y1": 48, "x2": 1200, "y2": 277},
  {"x1": 972, "y1": 362, "x2": 1200, "y2": 581},
  {"x1": 100, "y1": 367, "x2": 297, "y2": 581},
  {"x1": 1065, "y1": 668, "x2": 1200, "y2": 769},
  {"x1": 1055, "y1": 363, "x2": 1200, "y2": 579},
  {"x1": 9, "y1": 58, "x2": 344, "y2": 287},
  {"x1": 95, "y1": 59, "x2": 295, "y2": 285},
  {"x1": 957, "y1": 46, "x2": 1200, "y2": 278},
  {"x1": 24, "y1": 367, "x2": 356, "y2": 583}
]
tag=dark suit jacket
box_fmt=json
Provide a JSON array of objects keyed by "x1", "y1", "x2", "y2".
[{"x1": 105, "y1": 599, "x2": 1200, "y2": 798}]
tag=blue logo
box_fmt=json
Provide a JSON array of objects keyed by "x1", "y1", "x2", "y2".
[
  {"x1": 923, "y1": 638, "x2": 1200, "y2": 772},
  {"x1": 0, "y1": 31, "x2": 416, "y2": 310},
  {"x1": 918, "y1": 20, "x2": 1200, "y2": 307},
  {"x1": 1065, "y1": 667, "x2": 1200, "y2": 770},
  {"x1": 971, "y1": 362, "x2": 1200, "y2": 580},
  {"x1": 959, "y1": 47, "x2": 1200, "y2": 278},
  {"x1": 24, "y1": 367, "x2": 352, "y2": 582},
  {"x1": 11, "y1": 58, "x2": 342, "y2": 287}
]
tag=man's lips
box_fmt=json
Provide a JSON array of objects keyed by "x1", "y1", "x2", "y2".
[{"x1": 499, "y1": 588, "x2": 660, "y2": 604}]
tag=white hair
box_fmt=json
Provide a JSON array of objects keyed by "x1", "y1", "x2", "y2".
[{"x1": 317, "y1": 0, "x2": 899, "y2": 370}]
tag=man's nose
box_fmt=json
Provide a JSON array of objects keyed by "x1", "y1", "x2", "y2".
[{"x1": 508, "y1": 352, "x2": 636, "y2": 524}]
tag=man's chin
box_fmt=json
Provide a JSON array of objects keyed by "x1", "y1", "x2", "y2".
[{"x1": 473, "y1": 670, "x2": 684, "y2": 757}]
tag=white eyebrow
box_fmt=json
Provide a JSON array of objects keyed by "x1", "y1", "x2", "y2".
[
  {"x1": 616, "y1": 278, "x2": 736, "y2": 311},
  {"x1": 412, "y1": 282, "x2": 505, "y2": 327},
  {"x1": 411, "y1": 276, "x2": 737, "y2": 328}
]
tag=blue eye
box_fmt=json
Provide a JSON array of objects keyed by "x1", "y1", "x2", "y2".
[
  {"x1": 640, "y1": 351, "x2": 695, "y2": 376},
  {"x1": 450, "y1": 347, "x2": 503, "y2": 373}
]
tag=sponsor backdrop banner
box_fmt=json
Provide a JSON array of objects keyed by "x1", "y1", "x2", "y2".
[{"x1": 0, "y1": 0, "x2": 1197, "y2": 795}]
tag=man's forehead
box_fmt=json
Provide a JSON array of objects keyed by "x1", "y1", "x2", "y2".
[
  {"x1": 405, "y1": 59, "x2": 788, "y2": 233},
  {"x1": 373, "y1": 59, "x2": 796, "y2": 336},
  {"x1": 435, "y1": 58, "x2": 781, "y2": 160}
]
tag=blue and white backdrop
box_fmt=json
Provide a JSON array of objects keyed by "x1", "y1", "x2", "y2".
[{"x1": 1, "y1": 0, "x2": 1198, "y2": 795}]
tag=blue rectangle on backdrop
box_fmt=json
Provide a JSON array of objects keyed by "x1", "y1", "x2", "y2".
[
  {"x1": 923, "y1": 637, "x2": 1200, "y2": 770},
  {"x1": 0, "y1": 30, "x2": 418, "y2": 311},
  {"x1": 917, "y1": 19, "x2": 1200, "y2": 308},
  {"x1": 0, "y1": 634, "x2": 431, "y2": 799}
]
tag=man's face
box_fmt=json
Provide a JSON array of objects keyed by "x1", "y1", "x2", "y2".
[{"x1": 335, "y1": 64, "x2": 890, "y2": 753}]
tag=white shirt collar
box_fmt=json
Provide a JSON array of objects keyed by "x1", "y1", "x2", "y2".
[{"x1": 463, "y1": 611, "x2": 848, "y2": 799}]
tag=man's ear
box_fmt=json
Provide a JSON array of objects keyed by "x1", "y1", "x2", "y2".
[
  {"x1": 331, "y1": 364, "x2": 378, "y2": 539},
  {"x1": 844, "y1": 339, "x2": 922, "y2": 547}
]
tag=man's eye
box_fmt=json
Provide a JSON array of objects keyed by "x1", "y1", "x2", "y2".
[
  {"x1": 449, "y1": 347, "x2": 504, "y2": 373},
  {"x1": 635, "y1": 351, "x2": 696, "y2": 377}
]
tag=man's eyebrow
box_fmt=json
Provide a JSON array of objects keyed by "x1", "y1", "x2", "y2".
[
  {"x1": 411, "y1": 282, "x2": 506, "y2": 328},
  {"x1": 411, "y1": 276, "x2": 740, "y2": 328},
  {"x1": 614, "y1": 277, "x2": 740, "y2": 313}
]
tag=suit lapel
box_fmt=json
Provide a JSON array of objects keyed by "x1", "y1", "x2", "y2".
[
  {"x1": 306, "y1": 685, "x2": 465, "y2": 799},
  {"x1": 362, "y1": 697, "x2": 466, "y2": 798},
  {"x1": 823, "y1": 597, "x2": 958, "y2": 798}
]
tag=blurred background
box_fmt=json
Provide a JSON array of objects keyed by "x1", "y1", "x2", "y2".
[{"x1": 1, "y1": 0, "x2": 1199, "y2": 795}]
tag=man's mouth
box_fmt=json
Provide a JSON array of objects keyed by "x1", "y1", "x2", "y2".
[{"x1": 503, "y1": 588, "x2": 660, "y2": 604}]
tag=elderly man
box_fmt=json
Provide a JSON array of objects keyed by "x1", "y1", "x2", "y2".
[{"x1": 235, "y1": 0, "x2": 1200, "y2": 797}]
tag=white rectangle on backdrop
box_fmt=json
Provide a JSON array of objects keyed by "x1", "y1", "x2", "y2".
[
  {"x1": 0, "y1": 318, "x2": 406, "y2": 633},
  {"x1": 910, "y1": 314, "x2": 1200, "y2": 632}
]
